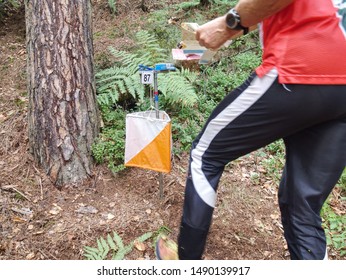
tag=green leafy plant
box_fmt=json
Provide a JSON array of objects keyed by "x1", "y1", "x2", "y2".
[
  {"x1": 321, "y1": 201, "x2": 346, "y2": 257},
  {"x1": 108, "y1": 0, "x2": 117, "y2": 14},
  {"x1": 92, "y1": 106, "x2": 126, "y2": 173},
  {"x1": 170, "y1": 93, "x2": 216, "y2": 152},
  {"x1": 84, "y1": 231, "x2": 153, "y2": 260},
  {"x1": 83, "y1": 226, "x2": 173, "y2": 260},
  {"x1": 198, "y1": 67, "x2": 235, "y2": 103},
  {"x1": 260, "y1": 140, "x2": 285, "y2": 182},
  {"x1": 176, "y1": 0, "x2": 200, "y2": 11},
  {"x1": 0, "y1": 0, "x2": 21, "y2": 19},
  {"x1": 96, "y1": 30, "x2": 197, "y2": 108},
  {"x1": 338, "y1": 168, "x2": 346, "y2": 191},
  {"x1": 157, "y1": 68, "x2": 198, "y2": 107},
  {"x1": 321, "y1": 168, "x2": 346, "y2": 257},
  {"x1": 96, "y1": 48, "x2": 145, "y2": 106}
]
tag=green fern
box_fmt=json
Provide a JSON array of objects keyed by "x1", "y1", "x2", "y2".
[
  {"x1": 158, "y1": 72, "x2": 197, "y2": 106},
  {"x1": 108, "y1": 0, "x2": 117, "y2": 14},
  {"x1": 96, "y1": 48, "x2": 145, "y2": 106},
  {"x1": 175, "y1": 0, "x2": 200, "y2": 10},
  {"x1": 135, "y1": 30, "x2": 168, "y2": 63},
  {"x1": 84, "y1": 231, "x2": 153, "y2": 260},
  {"x1": 95, "y1": 30, "x2": 197, "y2": 108}
]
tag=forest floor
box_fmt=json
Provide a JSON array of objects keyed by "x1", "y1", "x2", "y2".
[{"x1": 0, "y1": 1, "x2": 344, "y2": 260}]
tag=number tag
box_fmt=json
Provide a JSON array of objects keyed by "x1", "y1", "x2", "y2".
[{"x1": 141, "y1": 71, "x2": 154, "y2": 84}]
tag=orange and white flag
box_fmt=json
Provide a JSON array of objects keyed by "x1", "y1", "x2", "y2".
[{"x1": 124, "y1": 110, "x2": 171, "y2": 173}]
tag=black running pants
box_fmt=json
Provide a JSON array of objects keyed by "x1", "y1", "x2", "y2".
[{"x1": 178, "y1": 69, "x2": 346, "y2": 260}]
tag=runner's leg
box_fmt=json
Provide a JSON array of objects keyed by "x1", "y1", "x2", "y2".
[
  {"x1": 178, "y1": 69, "x2": 346, "y2": 259},
  {"x1": 279, "y1": 119, "x2": 346, "y2": 259}
]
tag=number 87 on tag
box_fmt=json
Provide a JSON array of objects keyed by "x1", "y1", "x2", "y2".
[{"x1": 140, "y1": 71, "x2": 154, "y2": 85}]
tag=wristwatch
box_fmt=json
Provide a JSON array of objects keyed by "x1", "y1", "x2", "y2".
[{"x1": 225, "y1": 8, "x2": 249, "y2": 35}]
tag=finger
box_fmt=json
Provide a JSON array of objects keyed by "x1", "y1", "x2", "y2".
[{"x1": 195, "y1": 29, "x2": 200, "y2": 41}]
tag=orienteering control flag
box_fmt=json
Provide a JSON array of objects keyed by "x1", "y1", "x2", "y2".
[{"x1": 124, "y1": 110, "x2": 171, "y2": 173}]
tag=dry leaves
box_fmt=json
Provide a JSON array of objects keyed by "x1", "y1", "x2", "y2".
[{"x1": 134, "y1": 240, "x2": 146, "y2": 252}]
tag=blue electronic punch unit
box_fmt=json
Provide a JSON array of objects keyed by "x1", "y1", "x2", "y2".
[{"x1": 154, "y1": 63, "x2": 176, "y2": 72}]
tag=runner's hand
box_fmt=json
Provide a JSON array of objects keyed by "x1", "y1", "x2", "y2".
[{"x1": 195, "y1": 15, "x2": 241, "y2": 50}]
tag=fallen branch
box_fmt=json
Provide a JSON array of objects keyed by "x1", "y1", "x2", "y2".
[{"x1": 1, "y1": 185, "x2": 32, "y2": 202}]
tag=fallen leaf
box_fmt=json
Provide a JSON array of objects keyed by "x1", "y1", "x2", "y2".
[
  {"x1": 254, "y1": 219, "x2": 264, "y2": 228},
  {"x1": 13, "y1": 216, "x2": 26, "y2": 223},
  {"x1": 67, "y1": 234, "x2": 75, "y2": 241},
  {"x1": 0, "y1": 114, "x2": 6, "y2": 123},
  {"x1": 265, "y1": 224, "x2": 273, "y2": 231},
  {"x1": 26, "y1": 252, "x2": 35, "y2": 260},
  {"x1": 263, "y1": 251, "x2": 271, "y2": 257},
  {"x1": 134, "y1": 240, "x2": 146, "y2": 251},
  {"x1": 49, "y1": 206, "x2": 61, "y2": 215},
  {"x1": 107, "y1": 213, "x2": 115, "y2": 220},
  {"x1": 75, "y1": 205, "x2": 98, "y2": 214},
  {"x1": 270, "y1": 214, "x2": 280, "y2": 220},
  {"x1": 132, "y1": 215, "x2": 140, "y2": 221}
]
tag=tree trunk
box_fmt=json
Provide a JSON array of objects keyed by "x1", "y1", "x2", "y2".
[{"x1": 25, "y1": 0, "x2": 99, "y2": 187}]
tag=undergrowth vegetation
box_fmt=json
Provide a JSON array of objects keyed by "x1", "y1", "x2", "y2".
[
  {"x1": 0, "y1": 0, "x2": 21, "y2": 20},
  {"x1": 92, "y1": 0, "x2": 346, "y2": 258},
  {"x1": 84, "y1": 227, "x2": 171, "y2": 260},
  {"x1": 322, "y1": 171, "x2": 346, "y2": 257}
]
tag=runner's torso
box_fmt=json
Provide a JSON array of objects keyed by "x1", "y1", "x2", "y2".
[{"x1": 256, "y1": 0, "x2": 346, "y2": 84}]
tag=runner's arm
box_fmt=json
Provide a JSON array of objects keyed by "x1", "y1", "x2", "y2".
[{"x1": 196, "y1": 0, "x2": 294, "y2": 49}]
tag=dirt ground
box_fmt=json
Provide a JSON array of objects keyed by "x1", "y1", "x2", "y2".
[{"x1": 0, "y1": 2, "x2": 343, "y2": 260}]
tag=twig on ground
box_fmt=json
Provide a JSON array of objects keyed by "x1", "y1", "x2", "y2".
[{"x1": 1, "y1": 185, "x2": 31, "y2": 202}]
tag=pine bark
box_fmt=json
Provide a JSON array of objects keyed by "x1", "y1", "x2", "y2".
[{"x1": 25, "y1": 0, "x2": 99, "y2": 187}]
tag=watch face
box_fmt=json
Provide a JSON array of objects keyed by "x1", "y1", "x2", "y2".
[
  {"x1": 226, "y1": 9, "x2": 241, "y2": 30},
  {"x1": 226, "y1": 13, "x2": 237, "y2": 29}
]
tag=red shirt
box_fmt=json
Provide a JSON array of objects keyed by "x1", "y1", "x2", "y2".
[{"x1": 256, "y1": 0, "x2": 346, "y2": 84}]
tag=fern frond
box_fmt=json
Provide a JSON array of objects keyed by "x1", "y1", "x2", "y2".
[
  {"x1": 130, "y1": 75, "x2": 145, "y2": 101},
  {"x1": 135, "y1": 30, "x2": 167, "y2": 64},
  {"x1": 136, "y1": 232, "x2": 153, "y2": 242},
  {"x1": 100, "y1": 237, "x2": 110, "y2": 259},
  {"x1": 113, "y1": 244, "x2": 133, "y2": 260},
  {"x1": 112, "y1": 232, "x2": 153, "y2": 260},
  {"x1": 97, "y1": 239, "x2": 103, "y2": 252},
  {"x1": 114, "y1": 79, "x2": 127, "y2": 94},
  {"x1": 107, "y1": 233, "x2": 117, "y2": 250},
  {"x1": 124, "y1": 76, "x2": 137, "y2": 100},
  {"x1": 158, "y1": 70, "x2": 198, "y2": 107},
  {"x1": 179, "y1": 67, "x2": 198, "y2": 83},
  {"x1": 108, "y1": 47, "x2": 142, "y2": 68},
  {"x1": 95, "y1": 31, "x2": 197, "y2": 107},
  {"x1": 96, "y1": 65, "x2": 143, "y2": 105},
  {"x1": 84, "y1": 230, "x2": 155, "y2": 260},
  {"x1": 84, "y1": 246, "x2": 102, "y2": 260},
  {"x1": 112, "y1": 231, "x2": 125, "y2": 250}
]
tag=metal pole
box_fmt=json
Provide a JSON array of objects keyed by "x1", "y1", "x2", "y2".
[
  {"x1": 154, "y1": 71, "x2": 159, "y2": 118},
  {"x1": 153, "y1": 71, "x2": 164, "y2": 199}
]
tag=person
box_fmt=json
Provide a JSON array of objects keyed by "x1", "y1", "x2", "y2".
[{"x1": 156, "y1": 0, "x2": 346, "y2": 260}]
